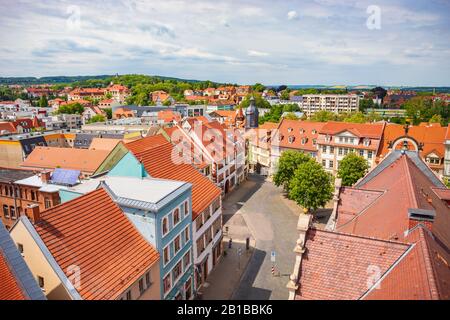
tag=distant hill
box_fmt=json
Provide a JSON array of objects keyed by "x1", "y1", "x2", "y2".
[{"x1": 0, "y1": 74, "x2": 205, "y2": 86}]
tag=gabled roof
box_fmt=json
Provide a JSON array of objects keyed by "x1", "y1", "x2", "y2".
[
  {"x1": 21, "y1": 147, "x2": 111, "y2": 174},
  {"x1": 320, "y1": 121, "x2": 385, "y2": 139},
  {"x1": 295, "y1": 228, "x2": 410, "y2": 300},
  {"x1": 337, "y1": 150, "x2": 450, "y2": 247},
  {"x1": 88, "y1": 138, "x2": 122, "y2": 151},
  {"x1": 378, "y1": 123, "x2": 447, "y2": 160},
  {"x1": 365, "y1": 226, "x2": 450, "y2": 300},
  {"x1": 275, "y1": 119, "x2": 324, "y2": 152},
  {"x1": 0, "y1": 221, "x2": 46, "y2": 300},
  {"x1": 32, "y1": 188, "x2": 159, "y2": 300},
  {"x1": 125, "y1": 135, "x2": 221, "y2": 219}
]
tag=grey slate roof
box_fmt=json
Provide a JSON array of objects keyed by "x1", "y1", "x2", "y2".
[
  {"x1": 0, "y1": 220, "x2": 46, "y2": 300},
  {"x1": 0, "y1": 168, "x2": 35, "y2": 183}
]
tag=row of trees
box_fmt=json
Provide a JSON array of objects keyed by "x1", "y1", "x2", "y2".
[{"x1": 273, "y1": 151, "x2": 369, "y2": 212}]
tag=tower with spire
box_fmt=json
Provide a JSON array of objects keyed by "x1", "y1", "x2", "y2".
[{"x1": 245, "y1": 96, "x2": 259, "y2": 129}]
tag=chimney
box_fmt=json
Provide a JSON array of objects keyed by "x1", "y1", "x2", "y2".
[
  {"x1": 26, "y1": 204, "x2": 41, "y2": 223},
  {"x1": 287, "y1": 214, "x2": 312, "y2": 300},
  {"x1": 40, "y1": 170, "x2": 51, "y2": 184},
  {"x1": 407, "y1": 208, "x2": 435, "y2": 231}
]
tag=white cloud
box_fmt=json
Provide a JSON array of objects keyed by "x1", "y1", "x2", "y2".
[
  {"x1": 247, "y1": 50, "x2": 269, "y2": 57},
  {"x1": 287, "y1": 10, "x2": 299, "y2": 20}
]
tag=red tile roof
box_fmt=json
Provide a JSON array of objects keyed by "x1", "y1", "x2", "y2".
[
  {"x1": 365, "y1": 226, "x2": 450, "y2": 300},
  {"x1": 378, "y1": 123, "x2": 447, "y2": 160},
  {"x1": 34, "y1": 188, "x2": 159, "y2": 300},
  {"x1": 445, "y1": 124, "x2": 450, "y2": 140},
  {"x1": 275, "y1": 119, "x2": 325, "y2": 152},
  {"x1": 126, "y1": 135, "x2": 221, "y2": 219},
  {"x1": 337, "y1": 154, "x2": 450, "y2": 247},
  {"x1": 320, "y1": 121, "x2": 385, "y2": 139},
  {"x1": 0, "y1": 251, "x2": 28, "y2": 300},
  {"x1": 294, "y1": 228, "x2": 410, "y2": 300}
]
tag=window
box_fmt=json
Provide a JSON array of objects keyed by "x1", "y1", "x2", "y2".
[
  {"x1": 37, "y1": 276, "x2": 45, "y2": 289},
  {"x1": 173, "y1": 208, "x2": 180, "y2": 226},
  {"x1": 45, "y1": 198, "x2": 51, "y2": 209},
  {"x1": 368, "y1": 151, "x2": 373, "y2": 159},
  {"x1": 359, "y1": 150, "x2": 364, "y2": 157},
  {"x1": 288, "y1": 136, "x2": 294, "y2": 144},
  {"x1": 139, "y1": 278, "x2": 145, "y2": 295},
  {"x1": 197, "y1": 237, "x2": 205, "y2": 257},
  {"x1": 172, "y1": 261, "x2": 182, "y2": 282},
  {"x1": 322, "y1": 146, "x2": 327, "y2": 153},
  {"x1": 330, "y1": 146, "x2": 334, "y2": 153},
  {"x1": 329, "y1": 160, "x2": 334, "y2": 169},
  {"x1": 163, "y1": 246, "x2": 170, "y2": 265},
  {"x1": 195, "y1": 215, "x2": 203, "y2": 231},
  {"x1": 174, "y1": 235, "x2": 181, "y2": 254},
  {"x1": 184, "y1": 201, "x2": 189, "y2": 216},
  {"x1": 31, "y1": 191, "x2": 36, "y2": 201},
  {"x1": 183, "y1": 250, "x2": 191, "y2": 269},
  {"x1": 145, "y1": 272, "x2": 152, "y2": 287},
  {"x1": 2, "y1": 205, "x2": 8, "y2": 218},
  {"x1": 205, "y1": 228, "x2": 213, "y2": 244},
  {"x1": 184, "y1": 226, "x2": 190, "y2": 242},
  {"x1": 162, "y1": 217, "x2": 169, "y2": 236},
  {"x1": 322, "y1": 160, "x2": 326, "y2": 167},
  {"x1": 185, "y1": 278, "x2": 192, "y2": 300},
  {"x1": 126, "y1": 290, "x2": 132, "y2": 300},
  {"x1": 163, "y1": 274, "x2": 171, "y2": 294},
  {"x1": 338, "y1": 148, "x2": 343, "y2": 156},
  {"x1": 10, "y1": 207, "x2": 15, "y2": 219},
  {"x1": 18, "y1": 243, "x2": 24, "y2": 254}
]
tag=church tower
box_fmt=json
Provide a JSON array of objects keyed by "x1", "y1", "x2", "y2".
[{"x1": 245, "y1": 96, "x2": 259, "y2": 129}]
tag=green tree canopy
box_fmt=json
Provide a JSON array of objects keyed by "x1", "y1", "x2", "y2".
[
  {"x1": 55, "y1": 103, "x2": 84, "y2": 115},
  {"x1": 337, "y1": 153, "x2": 369, "y2": 186},
  {"x1": 273, "y1": 151, "x2": 315, "y2": 193},
  {"x1": 342, "y1": 111, "x2": 367, "y2": 123},
  {"x1": 104, "y1": 108, "x2": 112, "y2": 119},
  {"x1": 239, "y1": 93, "x2": 271, "y2": 110},
  {"x1": 359, "y1": 98, "x2": 375, "y2": 111},
  {"x1": 288, "y1": 161, "x2": 334, "y2": 212},
  {"x1": 39, "y1": 95, "x2": 48, "y2": 108},
  {"x1": 310, "y1": 110, "x2": 339, "y2": 122},
  {"x1": 87, "y1": 114, "x2": 106, "y2": 124}
]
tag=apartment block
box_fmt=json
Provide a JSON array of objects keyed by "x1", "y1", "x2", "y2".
[{"x1": 301, "y1": 94, "x2": 359, "y2": 117}]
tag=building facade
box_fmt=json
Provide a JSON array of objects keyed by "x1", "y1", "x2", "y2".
[{"x1": 301, "y1": 94, "x2": 359, "y2": 117}]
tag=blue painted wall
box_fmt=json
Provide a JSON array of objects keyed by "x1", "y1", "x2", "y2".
[
  {"x1": 59, "y1": 190, "x2": 84, "y2": 203},
  {"x1": 108, "y1": 152, "x2": 148, "y2": 178}
]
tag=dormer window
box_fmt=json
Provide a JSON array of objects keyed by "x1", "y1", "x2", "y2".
[
  {"x1": 288, "y1": 136, "x2": 295, "y2": 144},
  {"x1": 288, "y1": 127, "x2": 293, "y2": 133},
  {"x1": 312, "y1": 129, "x2": 317, "y2": 134},
  {"x1": 301, "y1": 138, "x2": 307, "y2": 145},
  {"x1": 312, "y1": 139, "x2": 317, "y2": 146},
  {"x1": 363, "y1": 138, "x2": 370, "y2": 147}
]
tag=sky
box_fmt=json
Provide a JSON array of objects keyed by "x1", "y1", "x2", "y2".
[{"x1": 0, "y1": 0, "x2": 449, "y2": 86}]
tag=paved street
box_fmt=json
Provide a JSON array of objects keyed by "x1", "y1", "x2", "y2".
[{"x1": 222, "y1": 174, "x2": 302, "y2": 300}]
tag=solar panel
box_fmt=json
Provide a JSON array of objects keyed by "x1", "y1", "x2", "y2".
[{"x1": 50, "y1": 168, "x2": 80, "y2": 186}]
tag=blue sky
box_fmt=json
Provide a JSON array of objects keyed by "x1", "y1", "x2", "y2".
[{"x1": 0, "y1": 0, "x2": 449, "y2": 86}]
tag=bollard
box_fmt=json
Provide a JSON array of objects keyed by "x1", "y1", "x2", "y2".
[
  {"x1": 246, "y1": 237, "x2": 250, "y2": 250},
  {"x1": 228, "y1": 238, "x2": 232, "y2": 249}
]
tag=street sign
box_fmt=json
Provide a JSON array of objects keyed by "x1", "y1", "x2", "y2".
[{"x1": 271, "y1": 251, "x2": 276, "y2": 262}]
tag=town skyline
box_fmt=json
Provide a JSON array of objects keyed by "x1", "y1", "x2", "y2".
[{"x1": 1, "y1": 0, "x2": 450, "y2": 86}]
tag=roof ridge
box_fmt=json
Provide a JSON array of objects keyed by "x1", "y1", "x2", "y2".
[
  {"x1": 402, "y1": 155, "x2": 419, "y2": 208},
  {"x1": 311, "y1": 227, "x2": 410, "y2": 246}
]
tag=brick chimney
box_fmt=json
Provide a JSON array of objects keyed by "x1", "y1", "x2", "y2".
[
  {"x1": 407, "y1": 208, "x2": 435, "y2": 231},
  {"x1": 40, "y1": 170, "x2": 51, "y2": 184},
  {"x1": 26, "y1": 204, "x2": 41, "y2": 223}
]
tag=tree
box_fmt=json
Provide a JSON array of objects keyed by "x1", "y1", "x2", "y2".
[
  {"x1": 429, "y1": 114, "x2": 442, "y2": 124},
  {"x1": 252, "y1": 83, "x2": 265, "y2": 92},
  {"x1": 39, "y1": 95, "x2": 48, "y2": 108},
  {"x1": 104, "y1": 108, "x2": 112, "y2": 119},
  {"x1": 273, "y1": 151, "x2": 314, "y2": 193},
  {"x1": 163, "y1": 99, "x2": 172, "y2": 106},
  {"x1": 359, "y1": 98, "x2": 375, "y2": 111},
  {"x1": 87, "y1": 114, "x2": 106, "y2": 124},
  {"x1": 283, "y1": 112, "x2": 299, "y2": 120},
  {"x1": 343, "y1": 112, "x2": 367, "y2": 123},
  {"x1": 337, "y1": 153, "x2": 369, "y2": 186},
  {"x1": 310, "y1": 110, "x2": 338, "y2": 122},
  {"x1": 239, "y1": 93, "x2": 271, "y2": 109},
  {"x1": 289, "y1": 161, "x2": 334, "y2": 212},
  {"x1": 55, "y1": 103, "x2": 84, "y2": 115}
]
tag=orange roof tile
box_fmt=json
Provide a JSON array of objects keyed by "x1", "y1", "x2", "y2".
[
  {"x1": 88, "y1": 138, "x2": 122, "y2": 151},
  {"x1": 34, "y1": 188, "x2": 159, "y2": 300},
  {"x1": 21, "y1": 147, "x2": 111, "y2": 174},
  {"x1": 295, "y1": 228, "x2": 410, "y2": 300},
  {"x1": 320, "y1": 121, "x2": 385, "y2": 139},
  {"x1": 275, "y1": 119, "x2": 325, "y2": 152},
  {"x1": 378, "y1": 123, "x2": 446, "y2": 160},
  {"x1": 126, "y1": 135, "x2": 221, "y2": 218},
  {"x1": 0, "y1": 252, "x2": 28, "y2": 300}
]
